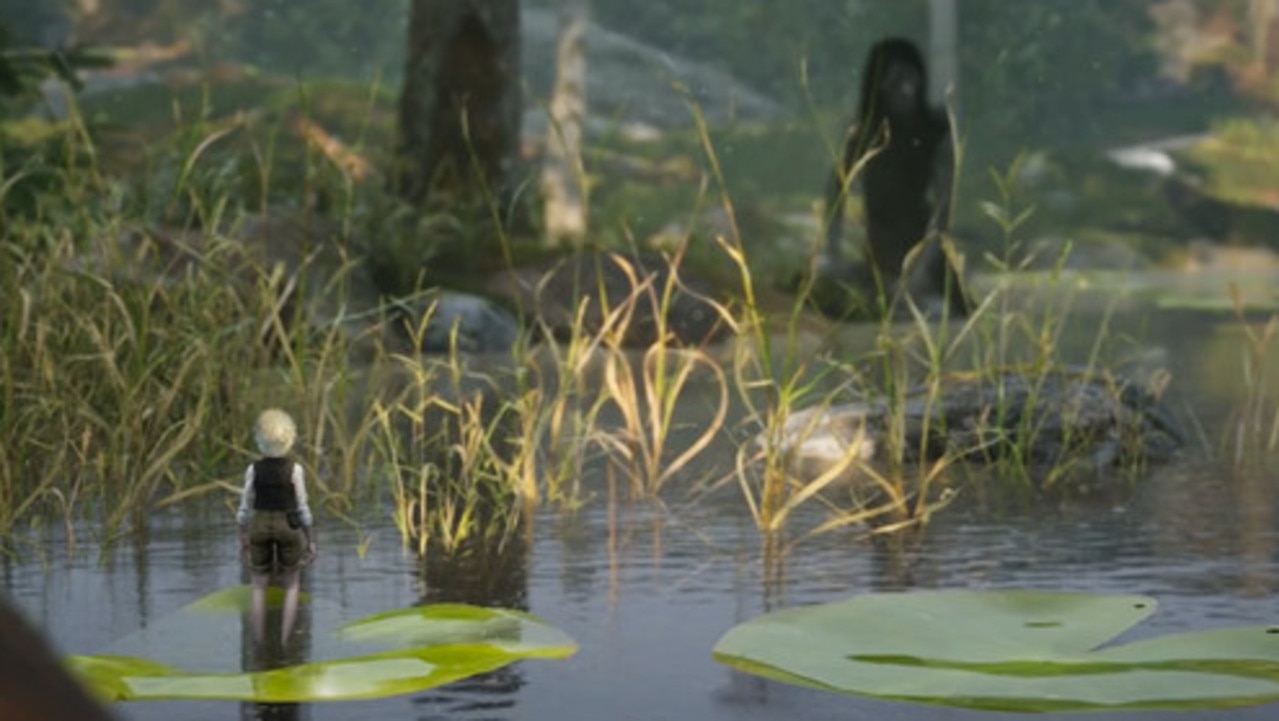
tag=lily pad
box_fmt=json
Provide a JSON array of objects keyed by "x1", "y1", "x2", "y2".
[
  {"x1": 712, "y1": 590, "x2": 1279, "y2": 712},
  {"x1": 67, "y1": 587, "x2": 576, "y2": 703}
]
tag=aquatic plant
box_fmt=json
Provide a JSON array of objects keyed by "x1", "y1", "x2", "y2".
[
  {"x1": 1225, "y1": 284, "x2": 1279, "y2": 464},
  {"x1": 0, "y1": 60, "x2": 1191, "y2": 563},
  {"x1": 367, "y1": 347, "x2": 526, "y2": 555},
  {"x1": 682, "y1": 98, "x2": 927, "y2": 549},
  {"x1": 71, "y1": 586, "x2": 577, "y2": 703},
  {"x1": 591, "y1": 252, "x2": 730, "y2": 496},
  {"x1": 714, "y1": 589, "x2": 1279, "y2": 712}
]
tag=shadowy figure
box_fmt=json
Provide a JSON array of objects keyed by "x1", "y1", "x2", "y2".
[
  {"x1": 237, "y1": 409, "x2": 317, "y2": 648},
  {"x1": 817, "y1": 37, "x2": 971, "y2": 320}
]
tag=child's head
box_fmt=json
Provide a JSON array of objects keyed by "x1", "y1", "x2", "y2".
[{"x1": 254, "y1": 409, "x2": 297, "y2": 457}]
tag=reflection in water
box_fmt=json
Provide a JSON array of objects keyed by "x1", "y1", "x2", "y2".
[
  {"x1": 413, "y1": 522, "x2": 531, "y2": 721},
  {"x1": 1142, "y1": 455, "x2": 1279, "y2": 601},
  {"x1": 132, "y1": 519, "x2": 151, "y2": 634},
  {"x1": 240, "y1": 568, "x2": 312, "y2": 721},
  {"x1": 867, "y1": 529, "x2": 932, "y2": 592},
  {"x1": 1236, "y1": 463, "x2": 1278, "y2": 599}
]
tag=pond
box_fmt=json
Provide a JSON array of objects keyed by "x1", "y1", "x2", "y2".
[{"x1": 7, "y1": 295, "x2": 1279, "y2": 721}]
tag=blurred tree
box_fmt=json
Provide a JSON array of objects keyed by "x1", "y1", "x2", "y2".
[
  {"x1": 1150, "y1": 0, "x2": 1279, "y2": 104},
  {"x1": 0, "y1": 2, "x2": 74, "y2": 49},
  {"x1": 395, "y1": 0, "x2": 522, "y2": 214},
  {"x1": 540, "y1": 0, "x2": 590, "y2": 248},
  {"x1": 216, "y1": 0, "x2": 404, "y2": 81},
  {"x1": 928, "y1": 0, "x2": 957, "y2": 104},
  {"x1": 957, "y1": 1, "x2": 1161, "y2": 150}
]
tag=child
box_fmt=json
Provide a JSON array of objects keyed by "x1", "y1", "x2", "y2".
[{"x1": 237, "y1": 408, "x2": 316, "y2": 646}]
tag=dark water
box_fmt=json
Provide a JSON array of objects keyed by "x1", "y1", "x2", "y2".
[{"x1": 7, "y1": 305, "x2": 1279, "y2": 721}]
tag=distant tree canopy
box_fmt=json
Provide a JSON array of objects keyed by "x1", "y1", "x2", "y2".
[
  {"x1": 577, "y1": 0, "x2": 1172, "y2": 147},
  {"x1": 1, "y1": 0, "x2": 1245, "y2": 158},
  {"x1": 957, "y1": 1, "x2": 1165, "y2": 146}
]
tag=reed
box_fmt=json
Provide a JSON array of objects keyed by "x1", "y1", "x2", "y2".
[
  {"x1": 682, "y1": 97, "x2": 922, "y2": 542},
  {"x1": 582, "y1": 252, "x2": 729, "y2": 496},
  {"x1": 1, "y1": 73, "x2": 1166, "y2": 561},
  {"x1": 1225, "y1": 284, "x2": 1279, "y2": 464}
]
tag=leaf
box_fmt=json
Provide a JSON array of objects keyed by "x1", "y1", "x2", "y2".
[
  {"x1": 712, "y1": 590, "x2": 1279, "y2": 712},
  {"x1": 68, "y1": 587, "x2": 576, "y2": 703}
]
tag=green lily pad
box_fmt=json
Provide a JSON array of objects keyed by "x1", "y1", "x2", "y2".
[
  {"x1": 67, "y1": 587, "x2": 576, "y2": 703},
  {"x1": 712, "y1": 590, "x2": 1279, "y2": 712}
]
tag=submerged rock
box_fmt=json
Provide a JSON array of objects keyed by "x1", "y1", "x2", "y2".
[
  {"x1": 387, "y1": 290, "x2": 522, "y2": 355},
  {"x1": 765, "y1": 367, "x2": 1183, "y2": 491}
]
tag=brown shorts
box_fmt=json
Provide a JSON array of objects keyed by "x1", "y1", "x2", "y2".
[{"x1": 246, "y1": 511, "x2": 306, "y2": 573}]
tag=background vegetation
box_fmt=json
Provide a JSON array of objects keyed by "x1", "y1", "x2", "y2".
[{"x1": 2, "y1": 1, "x2": 1279, "y2": 551}]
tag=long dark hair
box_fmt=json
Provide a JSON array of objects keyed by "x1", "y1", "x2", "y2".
[{"x1": 857, "y1": 37, "x2": 929, "y2": 127}]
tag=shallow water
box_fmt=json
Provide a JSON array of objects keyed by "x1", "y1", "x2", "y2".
[{"x1": 8, "y1": 301, "x2": 1279, "y2": 721}]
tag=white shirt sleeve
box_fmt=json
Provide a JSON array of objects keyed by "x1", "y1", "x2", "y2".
[
  {"x1": 236, "y1": 465, "x2": 255, "y2": 527},
  {"x1": 292, "y1": 463, "x2": 313, "y2": 528}
]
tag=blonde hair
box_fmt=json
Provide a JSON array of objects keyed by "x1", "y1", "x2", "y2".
[{"x1": 254, "y1": 408, "x2": 297, "y2": 457}]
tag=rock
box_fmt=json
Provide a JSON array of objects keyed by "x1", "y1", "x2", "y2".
[
  {"x1": 521, "y1": 7, "x2": 787, "y2": 133},
  {"x1": 765, "y1": 367, "x2": 1182, "y2": 493},
  {"x1": 486, "y1": 251, "x2": 729, "y2": 348},
  {"x1": 387, "y1": 290, "x2": 522, "y2": 355}
]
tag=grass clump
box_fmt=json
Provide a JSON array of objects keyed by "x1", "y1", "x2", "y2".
[{"x1": 0, "y1": 70, "x2": 1194, "y2": 565}]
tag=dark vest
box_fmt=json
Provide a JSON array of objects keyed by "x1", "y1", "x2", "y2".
[{"x1": 251, "y1": 457, "x2": 297, "y2": 511}]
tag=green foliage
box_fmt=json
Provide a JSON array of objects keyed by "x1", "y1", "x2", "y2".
[
  {"x1": 211, "y1": 0, "x2": 406, "y2": 81},
  {"x1": 0, "y1": 20, "x2": 113, "y2": 220},
  {"x1": 958, "y1": 0, "x2": 1161, "y2": 150},
  {"x1": 71, "y1": 587, "x2": 577, "y2": 702},
  {"x1": 1180, "y1": 118, "x2": 1279, "y2": 221},
  {"x1": 0, "y1": 21, "x2": 112, "y2": 114},
  {"x1": 715, "y1": 590, "x2": 1279, "y2": 712}
]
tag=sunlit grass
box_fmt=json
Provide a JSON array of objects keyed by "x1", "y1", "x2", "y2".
[
  {"x1": 0, "y1": 76, "x2": 1195, "y2": 562},
  {"x1": 1225, "y1": 284, "x2": 1279, "y2": 464}
]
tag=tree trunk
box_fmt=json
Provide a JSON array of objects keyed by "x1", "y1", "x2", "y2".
[
  {"x1": 396, "y1": 0, "x2": 522, "y2": 209},
  {"x1": 1251, "y1": 0, "x2": 1277, "y2": 74},
  {"x1": 540, "y1": 0, "x2": 590, "y2": 248},
  {"x1": 928, "y1": 0, "x2": 958, "y2": 108}
]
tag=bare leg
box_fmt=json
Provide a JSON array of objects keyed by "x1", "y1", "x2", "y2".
[
  {"x1": 249, "y1": 571, "x2": 269, "y2": 646},
  {"x1": 279, "y1": 567, "x2": 301, "y2": 646}
]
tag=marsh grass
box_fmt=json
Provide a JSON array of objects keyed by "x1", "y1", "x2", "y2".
[
  {"x1": 1, "y1": 226, "x2": 264, "y2": 542},
  {"x1": 597, "y1": 342, "x2": 728, "y2": 496},
  {"x1": 587, "y1": 252, "x2": 730, "y2": 496},
  {"x1": 1225, "y1": 284, "x2": 1279, "y2": 464},
  {"x1": 519, "y1": 307, "x2": 610, "y2": 506},
  {"x1": 2, "y1": 96, "x2": 376, "y2": 544},
  {"x1": 1, "y1": 73, "x2": 1175, "y2": 562},
  {"x1": 372, "y1": 245, "x2": 739, "y2": 552},
  {"x1": 702, "y1": 115, "x2": 1150, "y2": 549},
  {"x1": 683, "y1": 99, "x2": 932, "y2": 544}
]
